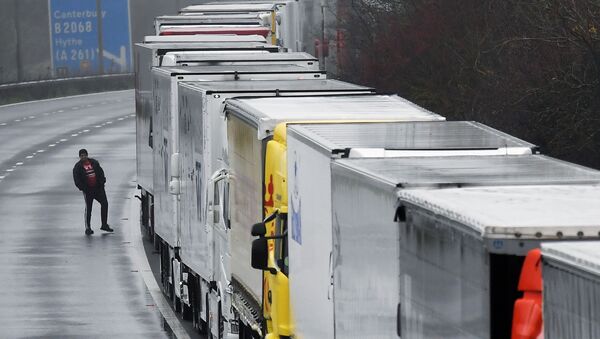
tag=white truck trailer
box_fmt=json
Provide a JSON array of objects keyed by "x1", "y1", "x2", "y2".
[
  {"x1": 281, "y1": 121, "x2": 538, "y2": 338},
  {"x1": 326, "y1": 156, "x2": 600, "y2": 338},
  {"x1": 134, "y1": 40, "x2": 279, "y2": 238},
  {"x1": 542, "y1": 241, "x2": 600, "y2": 339},
  {"x1": 218, "y1": 95, "x2": 444, "y2": 337},
  {"x1": 179, "y1": 2, "x2": 302, "y2": 51},
  {"x1": 151, "y1": 64, "x2": 331, "y2": 323},
  {"x1": 170, "y1": 81, "x2": 374, "y2": 337}
]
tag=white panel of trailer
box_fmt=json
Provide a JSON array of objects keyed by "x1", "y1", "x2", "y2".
[
  {"x1": 287, "y1": 135, "x2": 336, "y2": 338},
  {"x1": 288, "y1": 121, "x2": 536, "y2": 154},
  {"x1": 154, "y1": 14, "x2": 267, "y2": 35},
  {"x1": 227, "y1": 116, "x2": 264, "y2": 300},
  {"x1": 329, "y1": 163, "x2": 403, "y2": 338},
  {"x1": 332, "y1": 154, "x2": 600, "y2": 188},
  {"x1": 542, "y1": 241, "x2": 600, "y2": 339},
  {"x1": 165, "y1": 51, "x2": 317, "y2": 67},
  {"x1": 226, "y1": 95, "x2": 445, "y2": 139},
  {"x1": 399, "y1": 185, "x2": 600, "y2": 239},
  {"x1": 154, "y1": 64, "x2": 323, "y2": 76}
]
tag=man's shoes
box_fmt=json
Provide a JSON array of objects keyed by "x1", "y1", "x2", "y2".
[
  {"x1": 85, "y1": 228, "x2": 94, "y2": 235},
  {"x1": 100, "y1": 224, "x2": 114, "y2": 232}
]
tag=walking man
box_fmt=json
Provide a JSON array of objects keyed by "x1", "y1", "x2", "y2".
[{"x1": 72, "y1": 149, "x2": 113, "y2": 235}]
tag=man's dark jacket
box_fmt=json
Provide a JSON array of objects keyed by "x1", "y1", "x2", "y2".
[{"x1": 73, "y1": 158, "x2": 106, "y2": 192}]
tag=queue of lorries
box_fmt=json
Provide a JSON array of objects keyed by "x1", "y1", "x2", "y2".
[{"x1": 134, "y1": 2, "x2": 600, "y2": 339}]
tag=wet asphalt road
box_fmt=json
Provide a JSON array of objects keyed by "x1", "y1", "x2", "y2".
[{"x1": 0, "y1": 91, "x2": 169, "y2": 338}]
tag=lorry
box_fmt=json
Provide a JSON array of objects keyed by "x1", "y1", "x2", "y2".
[
  {"x1": 162, "y1": 81, "x2": 374, "y2": 336},
  {"x1": 541, "y1": 241, "x2": 600, "y2": 339},
  {"x1": 256, "y1": 120, "x2": 538, "y2": 338},
  {"x1": 320, "y1": 154, "x2": 600, "y2": 338},
  {"x1": 135, "y1": 39, "x2": 280, "y2": 239},
  {"x1": 245, "y1": 120, "x2": 555, "y2": 338},
  {"x1": 210, "y1": 95, "x2": 444, "y2": 338},
  {"x1": 179, "y1": 2, "x2": 302, "y2": 51}
]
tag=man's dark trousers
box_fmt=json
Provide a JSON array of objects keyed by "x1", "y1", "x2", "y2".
[{"x1": 83, "y1": 187, "x2": 108, "y2": 229}]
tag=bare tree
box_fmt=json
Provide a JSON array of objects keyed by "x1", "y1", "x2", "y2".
[{"x1": 335, "y1": 0, "x2": 600, "y2": 168}]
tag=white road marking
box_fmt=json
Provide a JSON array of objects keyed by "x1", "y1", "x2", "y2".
[
  {"x1": 83, "y1": 129, "x2": 90, "y2": 133},
  {"x1": 0, "y1": 123, "x2": 6, "y2": 126},
  {"x1": 15, "y1": 162, "x2": 23, "y2": 166},
  {"x1": 58, "y1": 110, "x2": 64, "y2": 113},
  {"x1": 71, "y1": 134, "x2": 78, "y2": 137},
  {"x1": 6, "y1": 169, "x2": 14, "y2": 172},
  {"x1": 0, "y1": 90, "x2": 131, "y2": 108},
  {"x1": 106, "y1": 121, "x2": 113, "y2": 124},
  {"x1": 95, "y1": 125, "x2": 102, "y2": 128},
  {"x1": 118, "y1": 118, "x2": 124, "y2": 121},
  {"x1": 37, "y1": 150, "x2": 44, "y2": 153},
  {"x1": 49, "y1": 144, "x2": 56, "y2": 147},
  {"x1": 60, "y1": 139, "x2": 67, "y2": 142},
  {"x1": 26, "y1": 156, "x2": 33, "y2": 159},
  {"x1": 15, "y1": 119, "x2": 20, "y2": 122}
]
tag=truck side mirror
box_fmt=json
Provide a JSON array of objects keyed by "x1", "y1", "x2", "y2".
[
  {"x1": 251, "y1": 222, "x2": 267, "y2": 237},
  {"x1": 251, "y1": 238, "x2": 269, "y2": 270}
]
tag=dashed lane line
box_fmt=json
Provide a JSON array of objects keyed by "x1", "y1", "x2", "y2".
[{"x1": 0, "y1": 114, "x2": 133, "y2": 185}]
